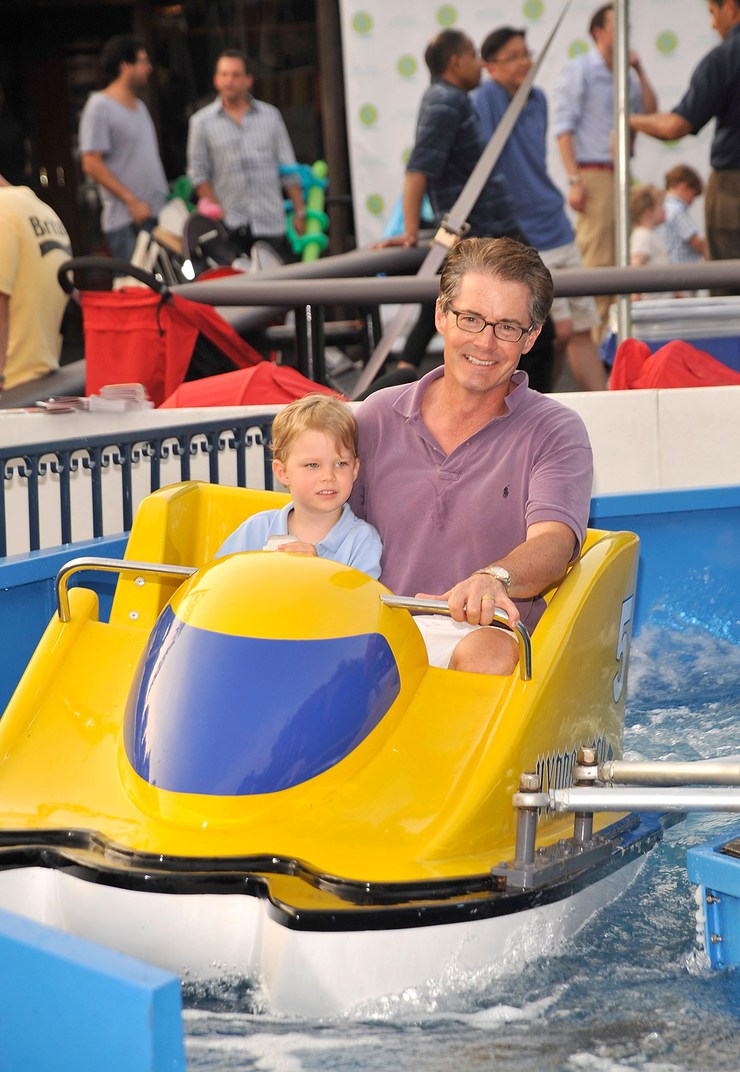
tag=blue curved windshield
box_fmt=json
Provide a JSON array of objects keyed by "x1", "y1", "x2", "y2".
[{"x1": 124, "y1": 606, "x2": 401, "y2": 795}]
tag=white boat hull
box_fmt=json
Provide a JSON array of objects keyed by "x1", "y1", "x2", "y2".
[{"x1": 0, "y1": 856, "x2": 644, "y2": 1017}]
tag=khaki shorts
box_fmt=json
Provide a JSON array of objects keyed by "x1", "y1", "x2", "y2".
[
  {"x1": 540, "y1": 240, "x2": 599, "y2": 332},
  {"x1": 413, "y1": 614, "x2": 516, "y2": 670}
]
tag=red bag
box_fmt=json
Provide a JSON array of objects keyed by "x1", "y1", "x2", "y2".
[
  {"x1": 160, "y1": 362, "x2": 345, "y2": 408},
  {"x1": 610, "y1": 338, "x2": 740, "y2": 390},
  {"x1": 81, "y1": 288, "x2": 263, "y2": 406}
]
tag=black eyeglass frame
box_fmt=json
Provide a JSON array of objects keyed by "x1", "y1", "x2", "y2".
[{"x1": 447, "y1": 307, "x2": 535, "y2": 343}]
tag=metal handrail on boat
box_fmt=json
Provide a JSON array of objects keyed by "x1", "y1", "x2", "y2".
[
  {"x1": 545, "y1": 786, "x2": 740, "y2": 813},
  {"x1": 380, "y1": 593, "x2": 532, "y2": 681},
  {"x1": 599, "y1": 759, "x2": 740, "y2": 786},
  {"x1": 56, "y1": 557, "x2": 197, "y2": 622},
  {"x1": 512, "y1": 752, "x2": 740, "y2": 817},
  {"x1": 495, "y1": 748, "x2": 740, "y2": 891}
]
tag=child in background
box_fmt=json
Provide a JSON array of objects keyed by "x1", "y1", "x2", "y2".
[
  {"x1": 663, "y1": 164, "x2": 707, "y2": 266},
  {"x1": 215, "y1": 394, "x2": 382, "y2": 578},
  {"x1": 630, "y1": 184, "x2": 673, "y2": 300}
]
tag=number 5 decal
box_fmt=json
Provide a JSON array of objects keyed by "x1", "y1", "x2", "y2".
[{"x1": 613, "y1": 594, "x2": 634, "y2": 704}]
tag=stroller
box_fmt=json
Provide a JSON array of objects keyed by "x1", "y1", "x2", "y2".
[
  {"x1": 57, "y1": 256, "x2": 348, "y2": 409},
  {"x1": 58, "y1": 257, "x2": 265, "y2": 407}
]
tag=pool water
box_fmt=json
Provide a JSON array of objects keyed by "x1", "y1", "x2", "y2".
[{"x1": 183, "y1": 626, "x2": 740, "y2": 1071}]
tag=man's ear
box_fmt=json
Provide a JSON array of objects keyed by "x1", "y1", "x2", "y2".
[
  {"x1": 446, "y1": 52, "x2": 461, "y2": 80},
  {"x1": 434, "y1": 299, "x2": 447, "y2": 334},
  {"x1": 521, "y1": 323, "x2": 542, "y2": 355}
]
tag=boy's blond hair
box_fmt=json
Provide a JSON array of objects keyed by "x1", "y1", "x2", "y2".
[
  {"x1": 270, "y1": 394, "x2": 358, "y2": 464},
  {"x1": 630, "y1": 184, "x2": 662, "y2": 225}
]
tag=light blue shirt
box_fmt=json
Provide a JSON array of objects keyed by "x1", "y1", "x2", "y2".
[
  {"x1": 663, "y1": 195, "x2": 702, "y2": 264},
  {"x1": 551, "y1": 49, "x2": 643, "y2": 164},
  {"x1": 215, "y1": 502, "x2": 383, "y2": 579}
]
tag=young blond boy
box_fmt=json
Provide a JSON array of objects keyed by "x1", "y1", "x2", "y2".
[
  {"x1": 216, "y1": 394, "x2": 382, "y2": 578},
  {"x1": 630, "y1": 184, "x2": 673, "y2": 299}
]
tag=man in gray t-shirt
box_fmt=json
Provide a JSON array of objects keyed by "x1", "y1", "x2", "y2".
[{"x1": 79, "y1": 34, "x2": 168, "y2": 262}]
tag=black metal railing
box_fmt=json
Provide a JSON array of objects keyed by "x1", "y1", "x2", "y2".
[{"x1": 0, "y1": 414, "x2": 277, "y2": 558}]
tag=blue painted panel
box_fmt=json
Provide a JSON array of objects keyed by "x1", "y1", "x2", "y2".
[
  {"x1": 590, "y1": 487, "x2": 740, "y2": 641},
  {"x1": 687, "y1": 837, "x2": 740, "y2": 970},
  {"x1": 124, "y1": 606, "x2": 401, "y2": 795},
  {"x1": 0, "y1": 908, "x2": 184, "y2": 1071}
]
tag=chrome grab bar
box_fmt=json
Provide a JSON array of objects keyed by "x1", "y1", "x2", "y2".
[
  {"x1": 55, "y1": 557, "x2": 198, "y2": 622},
  {"x1": 380, "y1": 594, "x2": 532, "y2": 681}
]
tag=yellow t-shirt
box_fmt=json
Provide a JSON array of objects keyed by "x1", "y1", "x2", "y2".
[{"x1": 0, "y1": 185, "x2": 72, "y2": 390}]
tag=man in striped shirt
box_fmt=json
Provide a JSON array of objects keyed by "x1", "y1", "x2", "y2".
[{"x1": 187, "y1": 50, "x2": 305, "y2": 261}]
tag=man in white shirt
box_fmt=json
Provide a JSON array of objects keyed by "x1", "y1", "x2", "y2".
[{"x1": 187, "y1": 50, "x2": 305, "y2": 262}]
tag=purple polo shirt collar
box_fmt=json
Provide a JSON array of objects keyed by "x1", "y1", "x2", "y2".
[{"x1": 392, "y1": 366, "x2": 530, "y2": 443}]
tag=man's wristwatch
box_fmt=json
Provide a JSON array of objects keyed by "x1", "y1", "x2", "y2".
[{"x1": 474, "y1": 565, "x2": 512, "y2": 594}]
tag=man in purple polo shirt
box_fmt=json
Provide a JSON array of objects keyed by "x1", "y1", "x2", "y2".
[{"x1": 350, "y1": 237, "x2": 593, "y2": 676}]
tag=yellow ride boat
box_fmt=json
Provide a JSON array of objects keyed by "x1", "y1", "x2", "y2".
[{"x1": 0, "y1": 481, "x2": 668, "y2": 1015}]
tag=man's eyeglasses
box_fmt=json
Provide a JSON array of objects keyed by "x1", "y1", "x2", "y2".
[
  {"x1": 492, "y1": 50, "x2": 534, "y2": 65},
  {"x1": 448, "y1": 308, "x2": 533, "y2": 343}
]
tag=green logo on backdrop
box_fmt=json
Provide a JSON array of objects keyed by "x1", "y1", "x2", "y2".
[
  {"x1": 397, "y1": 55, "x2": 417, "y2": 77},
  {"x1": 366, "y1": 195, "x2": 384, "y2": 215},
  {"x1": 359, "y1": 103, "x2": 378, "y2": 126},
  {"x1": 656, "y1": 31, "x2": 678, "y2": 54},
  {"x1": 524, "y1": 0, "x2": 544, "y2": 19},
  {"x1": 569, "y1": 39, "x2": 589, "y2": 58},
  {"x1": 437, "y1": 6, "x2": 457, "y2": 27},
  {"x1": 352, "y1": 12, "x2": 373, "y2": 35}
]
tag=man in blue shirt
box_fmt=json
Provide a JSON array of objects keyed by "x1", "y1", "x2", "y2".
[
  {"x1": 630, "y1": 0, "x2": 740, "y2": 273},
  {"x1": 552, "y1": 5, "x2": 657, "y2": 338},
  {"x1": 473, "y1": 27, "x2": 605, "y2": 391}
]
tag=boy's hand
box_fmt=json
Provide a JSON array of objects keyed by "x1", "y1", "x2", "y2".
[{"x1": 276, "y1": 541, "x2": 318, "y2": 557}]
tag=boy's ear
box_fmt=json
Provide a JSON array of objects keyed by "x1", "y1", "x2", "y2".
[
  {"x1": 352, "y1": 456, "x2": 360, "y2": 480},
  {"x1": 272, "y1": 457, "x2": 288, "y2": 487}
]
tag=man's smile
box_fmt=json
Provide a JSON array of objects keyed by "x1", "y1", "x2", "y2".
[{"x1": 463, "y1": 352, "x2": 496, "y2": 367}]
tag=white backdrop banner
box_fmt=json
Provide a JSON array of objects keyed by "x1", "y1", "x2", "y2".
[{"x1": 338, "y1": 0, "x2": 717, "y2": 249}]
